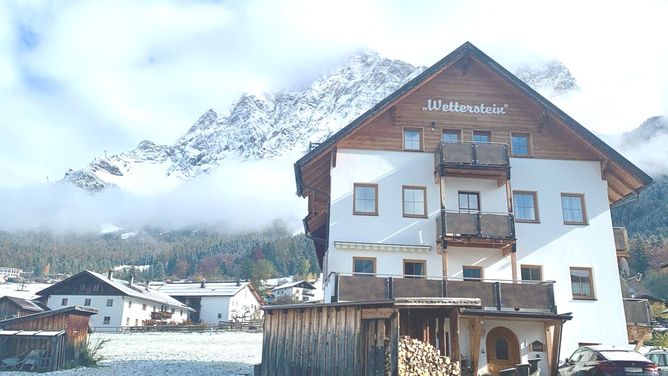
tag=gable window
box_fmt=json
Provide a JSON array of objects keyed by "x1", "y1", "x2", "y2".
[
  {"x1": 353, "y1": 183, "x2": 378, "y2": 216},
  {"x1": 61, "y1": 298, "x2": 68, "y2": 306},
  {"x1": 442, "y1": 129, "x2": 461, "y2": 143},
  {"x1": 403, "y1": 186, "x2": 427, "y2": 218},
  {"x1": 472, "y1": 130, "x2": 491, "y2": 143},
  {"x1": 353, "y1": 257, "x2": 376, "y2": 276},
  {"x1": 103, "y1": 316, "x2": 111, "y2": 325},
  {"x1": 513, "y1": 191, "x2": 539, "y2": 222},
  {"x1": 128, "y1": 301, "x2": 132, "y2": 308},
  {"x1": 403, "y1": 127, "x2": 423, "y2": 151},
  {"x1": 218, "y1": 313, "x2": 222, "y2": 319},
  {"x1": 404, "y1": 260, "x2": 426, "y2": 279},
  {"x1": 142, "y1": 304, "x2": 147, "y2": 311},
  {"x1": 521, "y1": 265, "x2": 542, "y2": 281},
  {"x1": 126, "y1": 317, "x2": 130, "y2": 326},
  {"x1": 463, "y1": 266, "x2": 483, "y2": 281},
  {"x1": 561, "y1": 193, "x2": 587, "y2": 225},
  {"x1": 84, "y1": 298, "x2": 91, "y2": 306},
  {"x1": 106, "y1": 299, "x2": 114, "y2": 307},
  {"x1": 458, "y1": 191, "x2": 480, "y2": 212},
  {"x1": 78, "y1": 284, "x2": 86, "y2": 293},
  {"x1": 511, "y1": 133, "x2": 531, "y2": 156},
  {"x1": 92, "y1": 284, "x2": 100, "y2": 293},
  {"x1": 570, "y1": 267, "x2": 595, "y2": 299}
]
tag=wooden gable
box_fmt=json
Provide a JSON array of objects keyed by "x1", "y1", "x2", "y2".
[{"x1": 38, "y1": 271, "x2": 124, "y2": 297}]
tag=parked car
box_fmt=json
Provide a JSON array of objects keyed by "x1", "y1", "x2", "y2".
[
  {"x1": 558, "y1": 345, "x2": 658, "y2": 376},
  {"x1": 645, "y1": 350, "x2": 668, "y2": 376}
]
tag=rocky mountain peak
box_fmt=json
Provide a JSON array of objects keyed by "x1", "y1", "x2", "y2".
[{"x1": 515, "y1": 60, "x2": 579, "y2": 94}]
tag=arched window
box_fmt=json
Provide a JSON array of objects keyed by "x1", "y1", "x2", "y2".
[{"x1": 495, "y1": 338, "x2": 509, "y2": 360}]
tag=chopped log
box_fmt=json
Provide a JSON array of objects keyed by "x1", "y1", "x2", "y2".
[{"x1": 398, "y1": 336, "x2": 461, "y2": 376}]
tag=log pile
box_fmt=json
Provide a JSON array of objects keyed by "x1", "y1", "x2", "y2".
[{"x1": 398, "y1": 336, "x2": 461, "y2": 376}]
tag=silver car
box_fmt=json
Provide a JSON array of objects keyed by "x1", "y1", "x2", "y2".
[{"x1": 645, "y1": 350, "x2": 668, "y2": 376}]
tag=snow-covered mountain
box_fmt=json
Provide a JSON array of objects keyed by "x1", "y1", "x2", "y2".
[
  {"x1": 62, "y1": 54, "x2": 580, "y2": 193},
  {"x1": 611, "y1": 116, "x2": 668, "y2": 176}
]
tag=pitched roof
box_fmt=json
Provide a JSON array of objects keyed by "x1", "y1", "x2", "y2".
[
  {"x1": 0, "y1": 305, "x2": 97, "y2": 327},
  {"x1": 155, "y1": 281, "x2": 252, "y2": 297},
  {"x1": 36, "y1": 270, "x2": 194, "y2": 311},
  {"x1": 294, "y1": 41, "x2": 652, "y2": 199},
  {"x1": 272, "y1": 280, "x2": 316, "y2": 291},
  {"x1": 0, "y1": 296, "x2": 45, "y2": 312}
]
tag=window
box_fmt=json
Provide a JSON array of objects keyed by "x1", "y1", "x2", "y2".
[
  {"x1": 495, "y1": 338, "x2": 509, "y2": 360},
  {"x1": 135, "y1": 319, "x2": 139, "y2": 326},
  {"x1": 561, "y1": 194, "x2": 587, "y2": 225},
  {"x1": 171, "y1": 308, "x2": 176, "y2": 314},
  {"x1": 180, "y1": 310, "x2": 183, "y2": 316},
  {"x1": 403, "y1": 127, "x2": 423, "y2": 151},
  {"x1": 61, "y1": 298, "x2": 68, "y2": 306},
  {"x1": 404, "y1": 260, "x2": 426, "y2": 278},
  {"x1": 128, "y1": 301, "x2": 132, "y2": 308},
  {"x1": 218, "y1": 313, "x2": 222, "y2": 319},
  {"x1": 84, "y1": 298, "x2": 91, "y2": 306},
  {"x1": 463, "y1": 266, "x2": 483, "y2": 281},
  {"x1": 103, "y1": 316, "x2": 111, "y2": 325},
  {"x1": 126, "y1": 317, "x2": 130, "y2": 325},
  {"x1": 472, "y1": 130, "x2": 491, "y2": 143},
  {"x1": 521, "y1": 265, "x2": 542, "y2": 281},
  {"x1": 458, "y1": 191, "x2": 480, "y2": 212},
  {"x1": 570, "y1": 267, "x2": 595, "y2": 299},
  {"x1": 78, "y1": 284, "x2": 86, "y2": 293},
  {"x1": 142, "y1": 304, "x2": 147, "y2": 311},
  {"x1": 353, "y1": 257, "x2": 376, "y2": 276},
  {"x1": 106, "y1": 299, "x2": 113, "y2": 307},
  {"x1": 442, "y1": 129, "x2": 461, "y2": 143},
  {"x1": 353, "y1": 183, "x2": 378, "y2": 216},
  {"x1": 513, "y1": 191, "x2": 539, "y2": 222},
  {"x1": 92, "y1": 284, "x2": 100, "y2": 293},
  {"x1": 511, "y1": 133, "x2": 531, "y2": 156},
  {"x1": 403, "y1": 186, "x2": 427, "y2": 218}
]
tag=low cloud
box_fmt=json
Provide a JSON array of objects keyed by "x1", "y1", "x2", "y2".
[{"x1": 0, "y1": 157, "x2": 306, "y2": 234}]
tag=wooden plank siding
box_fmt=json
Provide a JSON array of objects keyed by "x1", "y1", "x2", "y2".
[{"x1": 260, "y1": 305, "x2": 392, "y2": 376}]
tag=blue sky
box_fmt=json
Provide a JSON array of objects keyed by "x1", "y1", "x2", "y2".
[{"x1": 1, "y1": 0, "x2": 667, "y2": 188}]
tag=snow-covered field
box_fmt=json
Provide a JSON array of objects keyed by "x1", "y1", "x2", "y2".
[{"x1": 2, "y1": 331, "x2": 263, "y2": 375}]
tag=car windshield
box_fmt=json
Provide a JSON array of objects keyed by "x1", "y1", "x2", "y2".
[{"x1": 599, "y1": 351, "x2": 649, "y2": 362}]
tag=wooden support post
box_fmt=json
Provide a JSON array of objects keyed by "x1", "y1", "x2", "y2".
[
  {"x1": 506, "y1": 179, "x2": 513, "y2": 214},
  {"x1": 449, "y1": 309, "x2": 461, "y2": 362},
  {"x1": 511, "y1": 251, "x2": 518, "y2": 281},
  {"x1": 438, "y1": 316, "x2": 446, "y2": 356},
  {"x1": 470, "y1": 317, "x2": 483, "y2": 376},
  {"x1": 545, "y1": 321, "x2": 563, "y2": 376},
  {"x1": 442, "y1": 250, "x2": 449, "y2": 278}
]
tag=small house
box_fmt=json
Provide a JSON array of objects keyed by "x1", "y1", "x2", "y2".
[
  {"x1": 271, "y1": 280, "x2": 318, "y2": 302},
  {"x1": 0, "y1": 296, "x2": 46, "y2": 320}
]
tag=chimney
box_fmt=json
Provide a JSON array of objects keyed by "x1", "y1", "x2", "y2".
[
  {"x1": 129, "y1": 276, "x2": 134, "y2": 286},
  {"x1": 107, "y1": 270, "x2": 113, "y2": 280},
  {"x1": 236, "y1": 280, "x2": 241, "y2": 287},
  {"x1": 200, "y1": 280, "x2": 206, "y2": 288},
  {"x1": 145, "y1": 280, "x2": 150, "y2": 291}
]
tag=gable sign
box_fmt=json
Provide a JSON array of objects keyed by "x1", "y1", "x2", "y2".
[{"x1": 423, "y1": 99, "x2": 508, "y2": 115}]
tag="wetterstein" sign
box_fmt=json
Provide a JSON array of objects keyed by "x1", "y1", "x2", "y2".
[{"x1": 422, "y1": 99, "x2": 508, "y2": 115}]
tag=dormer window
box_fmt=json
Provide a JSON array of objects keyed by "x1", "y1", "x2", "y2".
[{"x1": 403, "y1": 127, "x2": 423, "y2": 151}]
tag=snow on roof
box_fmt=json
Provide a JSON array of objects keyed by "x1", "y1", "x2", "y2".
[
  {"x1": 0, "y1": 296, "x2": 45, "y2": 312},
  {"x1": 272, "y1": 280, "x2": 316, "y2": 291},
  {"x1": 156, "y1": 281, "x2": 251, "y2": 297}
]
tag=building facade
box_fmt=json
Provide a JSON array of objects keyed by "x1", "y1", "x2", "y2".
[
  {"x1": 294, "y1": 42, "x2": 652, "y2": 376},
  {"x1": 0, "y1": 267, "x2": 23, "y2": 280},
  {"x1": 156, "y1": 281, "x2": 263, "y2": 324},
  {"x1": 36, "y1": 270, "x2": 193, "y2": 331},
  {"x1": 271, "y1": 280, "x2": 318, "y2": 302}
]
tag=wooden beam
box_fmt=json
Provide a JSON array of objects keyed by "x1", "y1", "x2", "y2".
[
  {"x1": 449, "y1": 309, "x2": 460, "y2": 362},
  {"x1": 469, "y1": 317, "x2": 483, "y2": 376},
  {"x1": 545, "y1": 321, "x2": 562, "y2": 376},
  {"x1": 511, "y1": 251, "x2": 518, "y2": 281},
  {"x1": 442, "y1": 250, "x2": 449, "y2": 278}
]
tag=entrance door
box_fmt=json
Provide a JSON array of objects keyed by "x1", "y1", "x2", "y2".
[{"x1": 486, "y1": 326, "x2": 520, "y2": 374}]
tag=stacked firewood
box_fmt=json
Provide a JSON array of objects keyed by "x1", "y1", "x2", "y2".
[{"x1": 398, "y1": 336, "x2": 461, "y2": 376}]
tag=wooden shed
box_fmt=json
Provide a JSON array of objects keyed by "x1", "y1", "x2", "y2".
[
  {"x1": 0, "y1": 296, "x2": 46, "y2": 320},
  {"x1": 259, "y1": 298, "x2": 482, "y2": 376},
  {"x1": 0, "y1": 305, "x2": 97, "y2": 371}
]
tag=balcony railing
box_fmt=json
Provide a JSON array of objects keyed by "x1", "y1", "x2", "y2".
[
  {"x1": 151, "y1": 311, "x2": 173, "y2": 320},
  {"x1": 331, "y1": 273, "x2": 556, "y2": 313},
  {"x1": 614, "y1": 227, "x2": 629, "y2": 254},
  {"x1": 623, "y1": 298, "x2": 651, "y2": 326},
  {"x1": 436, "y1": 209, "x2": 515, "y2": 243},
  {"x1": 434, "y1": 141, "x2": 510, "y2": 178}
]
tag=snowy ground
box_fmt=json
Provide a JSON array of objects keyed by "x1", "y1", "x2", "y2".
[{"x1": 1, "y1": 331, "x2": 263, "y2": 375}]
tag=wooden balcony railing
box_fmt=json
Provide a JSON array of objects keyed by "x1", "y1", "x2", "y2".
[
  {"x1": 623, "y1": 298, "x2": 651, "y2": 326},
  {"x1": 614, "y1": 227, "x2": 629, "y2": 255},
  {"x1": 436, "y1": 209, "x2": 515, "y2": 250},
  {"x1": 434, "y1": 141, "x2": 510, "y2": 180},
  {"x1": 151, "y1": 311, "x2": 173, "y2": 320},
  {"x1": 332, "y1": 273, "x2": 556, "y2": 313}
]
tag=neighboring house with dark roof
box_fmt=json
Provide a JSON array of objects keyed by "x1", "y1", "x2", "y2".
[
  {"x1": 0, "y1": 295, "x2": 46, "y2": 320},
  {"x1": 271, "y1": 280, "x2": 317, "y2": 302},
  {"x1": 155, "y1": 281, "x2": 262, "y2": 324},
  {"x1": 36, "y1": 270, "x2": 193, "y2": 331}
]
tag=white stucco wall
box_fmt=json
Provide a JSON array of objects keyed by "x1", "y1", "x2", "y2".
[
  {"x1": 324, "y1": 148, "x2": 627, "y2": 356},
  {"x1": 229, "y1": 285, "x2": 262, "y2": 321},
  {"x1": 199, "y1": 296, "x2": 231, "y2": 324}
]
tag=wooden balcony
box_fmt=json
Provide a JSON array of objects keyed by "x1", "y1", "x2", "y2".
[
  {"x1": 434, "y1": 141, "x2": 510, "y2": 182},
  {"x1": 624, "y1": 298, "x2": 652, "y2": 343},
  {"x1": 333, "y1": 273, "x2": 556, "y2": 313},
  {"x1": 436, "y1": 209, "x2": 515, "y2": 251},
  {"x1": 151, "y1": 311, "x2": 172, "y2": 320},
  {"x1": 614, "y1": 227, "x2": 630, "y2": 257}
]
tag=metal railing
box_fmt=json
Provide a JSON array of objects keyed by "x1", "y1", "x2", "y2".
[
  {"x1": 434, "y1": 141, "x2": 510, "y2": 171},
  {"x1": 330, "y1": 272, "x2": 556, "y2": 313},
  {"x1": 436, "y1": 209, "x2": 515, "y2": 240}
]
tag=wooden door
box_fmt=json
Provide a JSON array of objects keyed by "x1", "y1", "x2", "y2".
[{"x1": 486, "y1": 326, "x2": 520, "y2": 374}]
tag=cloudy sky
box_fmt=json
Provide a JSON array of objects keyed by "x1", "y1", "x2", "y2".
[{"x1": 0, "y1": 0, "x2": 666, "y2": 231}]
